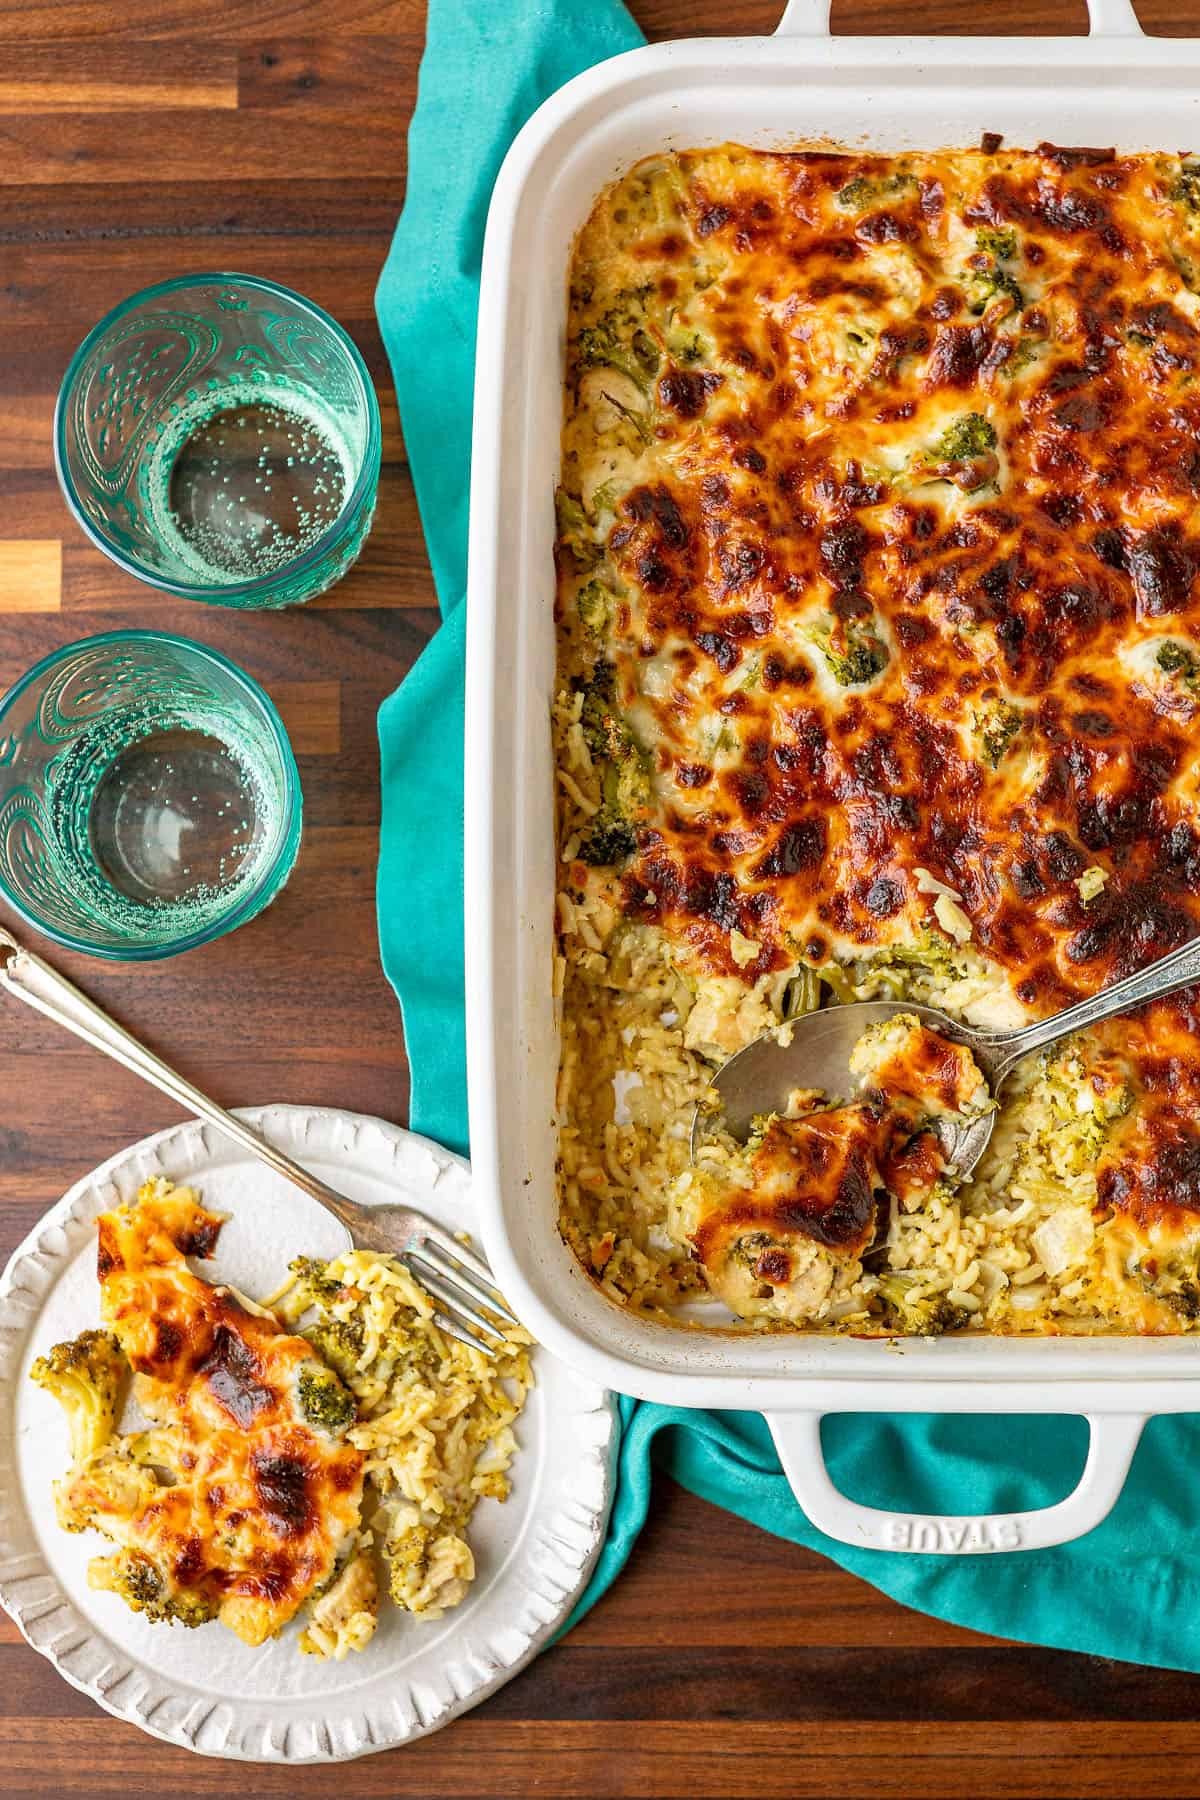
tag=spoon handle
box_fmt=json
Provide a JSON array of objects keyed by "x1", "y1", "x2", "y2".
[
  {"x1": 984, "y1": 931, "x2": 1200, "y2": 1074},
  {"x1": 0, "y1": 924, "x2": 362, "y2": 1237}
]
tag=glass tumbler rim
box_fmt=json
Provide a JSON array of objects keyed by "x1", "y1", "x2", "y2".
[
  {"x1": 0, "y1": 628, "x2": 303, "y2": 962},
  {"x1": 53, "y1": 270, "x2": 382, "y2": 606}
]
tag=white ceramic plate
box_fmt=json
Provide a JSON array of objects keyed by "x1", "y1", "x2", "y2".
[{"x1": 0, "y1": 1105, "x2": 616, "y2": 1763}]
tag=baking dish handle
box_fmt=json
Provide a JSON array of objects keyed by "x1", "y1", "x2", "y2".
[
  {"x1": 766, "y1": 1411, "x2": 1146, "y2": 1552},
  {"x1": 774, "y1": 0, "x2": 1143, "y2": 31},
  {"x1": 1085, "y1": 0, "x2": 1144, "y2": 33},
  {"x1": 774, "y1": 1, "x2": 832, "y2": 35}
]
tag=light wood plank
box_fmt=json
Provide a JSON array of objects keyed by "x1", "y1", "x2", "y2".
[
  {"x1": 0, "y1": 47, "x2": 236, "y2": 111},
  {"x1": 0, "y1": 540, "x2": 61, "y2": 611}
]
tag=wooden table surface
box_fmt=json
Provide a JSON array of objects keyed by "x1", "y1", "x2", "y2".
[{"x1": 5, "y1": 0, "x2": 1200, "y2": 1794}]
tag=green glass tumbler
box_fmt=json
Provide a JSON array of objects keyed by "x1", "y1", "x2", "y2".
[
  {"x1": 55, "y1": 274, "x2": 381, "y2": 609},
  {"x1": 0, "y1": 631, "x2": 302, "y2": 960}
]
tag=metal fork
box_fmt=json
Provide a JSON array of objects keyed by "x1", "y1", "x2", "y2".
[{"x1": 0, "y1": 925, "x2": 516, "y2": 1358}]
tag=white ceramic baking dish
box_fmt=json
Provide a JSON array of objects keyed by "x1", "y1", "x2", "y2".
[{"x1": 464, "y1": 0, "x2": 1200, "y2": 1555}]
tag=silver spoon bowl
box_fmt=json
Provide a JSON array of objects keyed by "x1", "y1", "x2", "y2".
[{"x1": 691, "y1": 930, "x2": 1200, "y2": 1180}]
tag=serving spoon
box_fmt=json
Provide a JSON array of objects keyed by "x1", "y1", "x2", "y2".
[{"x1": 691, "y1": 930, "x2": 1200, "y2": 1179}]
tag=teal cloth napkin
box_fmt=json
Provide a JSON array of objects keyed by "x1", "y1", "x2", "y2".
[{"x1": 376, "y1": 0, "x2": 1200, "y2": 1671}]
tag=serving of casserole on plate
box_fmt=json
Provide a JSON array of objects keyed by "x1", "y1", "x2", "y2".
[
  {"x1": 0, "y1": 1109, "x2": 614, "y2": 1761},
  {"x1": 32, "y1": 1174, "x2": 532, "y2": 1659},
  {"x1": 553, "y1": 139, "x2": 1200, "y2": 1338}
]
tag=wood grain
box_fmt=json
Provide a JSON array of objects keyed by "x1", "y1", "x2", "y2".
[
  {"x1": 0, "y1": 540, "x2": 60, "y2": 610},
  {"x1": 2, "y1": 0, "x2": 1200, "y2": 1795},
  {"x1": 0, "y1": 46, "x2": 237, "y2": 111}
]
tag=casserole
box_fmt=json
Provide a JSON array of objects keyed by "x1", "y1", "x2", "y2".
[
  {"x1": 466, "y1": 0, "x2": 1200, "y2": 1554},
  {"x1": 551, "y1": 139, "x2": 1200, "y2": 1341}
]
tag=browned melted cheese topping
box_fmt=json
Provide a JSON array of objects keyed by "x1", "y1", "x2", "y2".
[
  {"x1": 560, "y1": 143, "x2": 1200, "y2": 1257},
  {"x1": 695, "y1": 1020, "x2": 977, "y2": 1269},
  {"x1": 95, "y1": 1187, "x2": 363, "y2": 1646},
  {"x1": 694, "y1": 1109, "x2": 888, "y2": 1267},
  {"x1": 854, "y1": 1019, "x2": 985, "y2": 1118}
]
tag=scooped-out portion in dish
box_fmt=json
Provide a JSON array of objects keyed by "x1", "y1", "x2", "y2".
[
  {"x1": 32, "y1": 1178, "x2": 531, "y2": 1657},
  {"x1": 673, "y1": 1015, "x2": 993, "y2": 1327},
  {"x1": 553, "y1": 140, "x2": 1200, "y2": 1335}
]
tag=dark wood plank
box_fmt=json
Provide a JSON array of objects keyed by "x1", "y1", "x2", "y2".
[
  {"x1": 0, "y1": 0, "x2": 416, "y2": 41},
  {"x1": 0, "y1": 109, "x2": 406, "y2": 184},
  {"x1": 0, "y1": 180, "x2": 403, "y2": 248},
  {"x1": 9, "y1": 1705, "x2": 1200, "y2": 1798},
  {"x1": 237, "y1": 36, "x2": 421, "y2": 108}
]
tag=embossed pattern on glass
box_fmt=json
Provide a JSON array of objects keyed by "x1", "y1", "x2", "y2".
[
  {"x1": 55, "y1": 276, "x2": 381, "y2": 610},
  {"x1": 0, "y1": 632, "x2": 302, "y2": 959}
]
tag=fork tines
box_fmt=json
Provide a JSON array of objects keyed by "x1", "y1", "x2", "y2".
[{"x1": 402, "y1": 1225, "x2": 518, "y2": 1360}]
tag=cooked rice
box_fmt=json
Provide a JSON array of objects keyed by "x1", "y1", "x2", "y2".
[{"x1": 271, "y1": 1249, "x2": 533, "y2": 1653}]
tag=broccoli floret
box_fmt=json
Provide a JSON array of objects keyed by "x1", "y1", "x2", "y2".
[
  {"x1": 1171, "y1": 162, "x2": 1200, "y2": 215},
  {"x1": 287, "y1": 1255, "x2": 344, "y2": 1308},
  {"x1": 736, "y1": 654, "x2": 763, "y2": 692},
  {"x1": 1157, "y1": 640, "x2": 1200, "y2": 683},
  {"x1": 975, "y1": 226, "x2": 1018, "y2": 261},
  {"x1": 297, "y1": 1362, "x2": 357, "y2": 1435},
  {"x1": 835, "y1": 171, "x2": 917, "y2": 212},
  {"x1": 577, "y1": 661, "x2": 622, "y2": 757},
  {"x1": 589, "y1": 478, "x2": 623, "y2": 519},
  {"x1": 807, "y1": 615, "x2": 890, "y2": 687},
  {"x1": 836, "y1": 177, "x2": 875, "y2": 210},
  {"x1": 575, "y1": 308, "x2": 661, "y2": 394},
  {"x1": 575, "y1": 736, "x2": 651, "y2": 863},
  {"x1": 832, "y1": 637, "x2": 889, "y2": 686},
  {"x1": 830, "y1": 927, "x2": 966, "y2": 1005},
  {"x1": 878, "y1": 1273, "x2": 970, "y2": 1336},
  {"x1": 1165, "y1": 1285, "x2": 1200, "y2": 1321},
  {"x1": 306, "y1": 1315, "x2": 365, "y2": 1383},
  {"x1": 966, "y1": 264, "x2": 1023, "y2": 318},
  {"x1": 1172, "y1": 245, "x2": 1200, "y2": 294},
  {"x1": 1135, "y1": 1253, "x2": 1200, "y2": 1320},
  {"x1": 30, "y1": 1329, "x2": 125, "y2": 1466},
  {"x1": 577, "y1": 663, "x2": 650, "y2": 785},
  {"x1": 556, "y1": 488, "x2": 588, "y2": 535},
  {"x1": 577, "y1": 808, "x2": 638, "y2": 866},
  {"x1": 555, "y1": 486, "x2": 605, "y2": 573},
  {"x1": 908, "y1": 413, "x2": 1000, "y2": 493},
  {"x1": 973, "y1": 697, "x2": 1024, "y2": 768},
  {"x1": 90, "y1": 1550, "x2": 215, "y2": 1628},
  {"x1": 666, "y1": 326, "x2": 706, "y2": 365},
  {"x1": 384, "y1": 1522, "x2": 435, "y2": 1606},
  {"x1": 602, "y1": 749, "x2": 651, "y2": 816},
  {"x1": 934, "y1": 412, "x2": 997, "y2": 461},
  {"x1": 380, "y1": 1318, "x2": 441, "y2": 1373},
  {"x1": 573, "y1": 662, "x2": 652, "y2": 855},
  {"x1": 965, "y1": 228, "x2": 1024, "y2": 317},
  {"x1": 999, "y1": 334, "x2": 1046, "y2": 379},
  {"x1": 576, "y1": 579, "x2": 612, "y2": 639}
]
